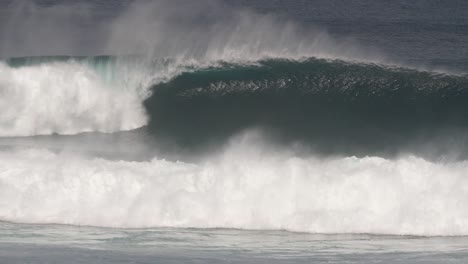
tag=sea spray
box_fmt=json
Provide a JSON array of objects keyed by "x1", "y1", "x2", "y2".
[{"x1": 0, "y1": 133, "x2": 467, "y2": 236}]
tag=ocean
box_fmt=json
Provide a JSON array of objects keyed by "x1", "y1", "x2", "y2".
[{"x1": 0, "y1": 0, "x2": 468, "y2": 263}]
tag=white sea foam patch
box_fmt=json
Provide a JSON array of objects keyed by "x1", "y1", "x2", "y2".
[
  {"x1": 0, "y1": 61, "x2": 147, "y2": 136},
  {"x1": 0, "y1": 140, "x2": 468, "y2": 236}
]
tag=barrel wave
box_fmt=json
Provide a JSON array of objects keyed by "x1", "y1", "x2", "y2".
[
  {"x1": 4, "y1": 55, "x2": 467, "y2": 146},
  {"x1": 146, "y1": 58, "x2": 468, "y2": 157}
]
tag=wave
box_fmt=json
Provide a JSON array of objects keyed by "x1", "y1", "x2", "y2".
[
  {"x1": 0, "y1": 0, "x2": 399, "y2": 143},
  {"x1": 145, "y1": 58, "x2": 468, "y2": 157},
  {"x1": 1, "y1": 56, "x2": 467, "y2": 236},
  {"x1": 2, "y1": 55, "x2": 468, "y2": 159},
  {"x1": 0, "y1": 55, "x2": 182, "y2": 137},
  {"x1": 1, "y1": 134, "x2": 468, "y2": 236}
]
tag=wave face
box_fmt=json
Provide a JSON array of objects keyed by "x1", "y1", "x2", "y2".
[
  {"x1": 0, "y1": 56, "x2": 164, "y2": 137},
  {"x1": 4, "y1": 55, "x2": 466, "y2": 155},
  {"x1": 1, "y1": 136, "x2": 468, "y2": 236},
  {"x1": 145, "y1": 58, "x2": 468, "y2": 156}
]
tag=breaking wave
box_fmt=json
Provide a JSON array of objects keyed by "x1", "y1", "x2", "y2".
[
  {"x1": 0, "y1": 56, "x2": 188, "y2": 136},
  {"x1": 0, "y1": 56, "x2": 145, "y2": 136},
  {"x1": 1, "y1": 1, "x2": 468, "y2": 238},
  {"x1": 2, "y1": 56, "x2": 467, "y2": 142},
  {"x1": 145, "y1": 58, "x2": 468, "y2": 156},
  {"x1": 1, "y1": 134, "x2": 468, "y2": 236}
]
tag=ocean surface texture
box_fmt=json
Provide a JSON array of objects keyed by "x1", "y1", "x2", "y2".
[{"x1": 0, "y1": 0, "x2": 468, "y2": 263}]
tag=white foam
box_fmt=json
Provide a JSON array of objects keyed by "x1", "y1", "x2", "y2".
[
  {"x1": 0, "y1": 61, "x2": 149, "y2": 136},
  {"x1": 1, "y1": 136, "x2": 467, "y2": 236}
]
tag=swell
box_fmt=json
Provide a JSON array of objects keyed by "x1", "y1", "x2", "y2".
[{"x1": 145, "y1": 58, "x2": 468, "y2": 157}]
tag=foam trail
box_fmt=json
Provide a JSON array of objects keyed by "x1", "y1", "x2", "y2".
[{"x1": 1, "y1": 134, "x2": 468, "y2": 236}]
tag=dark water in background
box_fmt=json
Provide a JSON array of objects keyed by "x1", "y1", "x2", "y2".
[
  {"x1": 228, "y1": 0, "x2": 468, "y2": 72},
  {"x1": 1, "y1": 0, "x2": 468, "y2": 71},
  {"x1": 1, "y1": 1, "x2": 468, "y2": 263}
]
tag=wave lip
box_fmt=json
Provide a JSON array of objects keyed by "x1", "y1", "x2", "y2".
[{"x1": 1, "y1": 141, "x2": 468, "y2": 236}]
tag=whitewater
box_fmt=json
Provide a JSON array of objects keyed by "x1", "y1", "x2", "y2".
[
  {"x1": 1, "y1": 138, "x2": 468, "y2": 236},
  {"x1": 0, "y1": 0, "x2": 468, "y2": 255},
  {"x1": 1, "y1": 0, "x2": 468, "y2": 263},
  {"x1": 1, "y1": 50, "x2": 467, "y2": 236}
]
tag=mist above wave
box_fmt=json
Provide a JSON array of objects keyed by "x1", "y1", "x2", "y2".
[{"x1": 0, "y1": 0, "x2": 383, "y2": 62}]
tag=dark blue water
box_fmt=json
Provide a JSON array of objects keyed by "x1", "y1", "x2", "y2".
[
  {"x1": 227, "y1": 0, "x2": 468, "y2": 72},
  {"x1": 1, "y1": 0, "x2": 467, "y2": 71}
]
